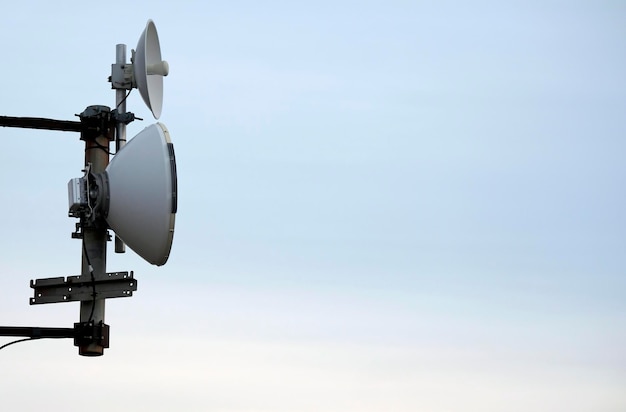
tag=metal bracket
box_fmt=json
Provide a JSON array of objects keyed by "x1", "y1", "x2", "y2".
[
  {"x1": 110, "y1": 63, "x2": 134, "y2": 90},
  {"x1": 78, "y1": 105, "x2": 114, "y2": 142},
  {"x1": 71, "y1": 222, "x2": 83, "y2": 239},
  {"x1": 111, "y1": 109, "x2": 140, "y2": 125},
  {"x1": 30, "y1": 271, "x2": 136, "y2": 305},
  {"x1": 74, "y1": 322, "x2": 110, "y2": 349}
]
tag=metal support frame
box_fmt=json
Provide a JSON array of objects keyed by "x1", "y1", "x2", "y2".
[
  {"x1": 30, "y1": 271, "x2": 137, "y2": 304},
  {"x1": 0, "y1": 106, "x2": 137, "y2": 357}
]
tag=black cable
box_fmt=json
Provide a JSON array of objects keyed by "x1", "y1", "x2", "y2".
[
  {"x1": 0, "y1": 337, "x2": 38, "y2": 351},
  {"x1": 84, "y1": 141, "x2": 114, "y2": 156},
  {"x1": 116, "y1": 89, "x2": 132, "y2": 110},
  {"x1": 0, "y1": 336, "x2": 72, "y2": 352},
  {"x1": 82, "y1": 237, "x2": 97, "y2": 324}
]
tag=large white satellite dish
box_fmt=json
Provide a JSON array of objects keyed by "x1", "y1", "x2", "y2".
[
  {"x1": 133, "y1": 20, "x2": 169, "y2": 119},
  {"x1": 104, "y1": 123, "x2": 177, "y2": 265}
]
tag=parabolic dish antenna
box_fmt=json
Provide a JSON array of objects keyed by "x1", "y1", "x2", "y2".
[
  {"x1": 134, "y1": 20, "x2": 169, "y2": 119},
  {"x1": 104, "y1": 123, "x2": 177, "y2": 265}
]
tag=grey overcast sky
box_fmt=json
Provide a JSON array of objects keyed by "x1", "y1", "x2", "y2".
[{"x1": 1, "y1": 1, "x2": 625, "y2": 411}]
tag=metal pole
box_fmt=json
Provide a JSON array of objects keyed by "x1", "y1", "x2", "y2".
[
  {"x1": 78, "y1": 106, "x2": 112, "y2": 356},
  {"x1": 114, "y1": 44, "x2": 127, "y2": 254},
  {"x1": 115, "y1": 44, "x2": 128, "y2": 152},
  {"x1": 0, "y1": 327, "x2": 75, "y2": 338},
  {"x1": 0, "y1": 116, "x2": 81, "y2": 132}
]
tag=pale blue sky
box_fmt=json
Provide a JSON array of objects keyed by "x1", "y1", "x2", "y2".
[{"x1": 0, "y1": 1, "x2": 625, "y2": 411}]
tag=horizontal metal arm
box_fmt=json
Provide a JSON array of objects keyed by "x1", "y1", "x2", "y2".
[
  {"x1": 0, "y1": 115, "x2": 82, "y2": 132},
  {"x1": 0, "y1": 326, "x2": 75, "y2": 338},
  {"x1": 0, "y1": 323, "x2": 110, "y2": 349}
]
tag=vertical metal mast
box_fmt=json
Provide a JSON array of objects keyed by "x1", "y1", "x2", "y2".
[
  {"x1": 115, "y1": 44, "x2": 128, "y2": 152},
  {"x1": 78, "y1": 106, "x2": 113, "y2": 356},
  {"x1": 114, "y1": 44, "x2": 127, "y2": 254}
]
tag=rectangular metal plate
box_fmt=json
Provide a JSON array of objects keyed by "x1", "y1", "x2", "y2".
[{"x1": 30, "y1": 271, "x2": 136, "y2": 305}]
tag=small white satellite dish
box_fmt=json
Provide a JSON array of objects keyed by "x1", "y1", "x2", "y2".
[
  {"x1": 104, "y1": 123, "x2": 177, "y2": 265},
  {"x1": 134, "y1": 20, "x2": 169, "y2": 119}
]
